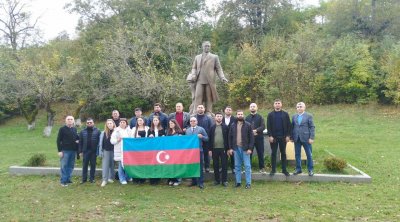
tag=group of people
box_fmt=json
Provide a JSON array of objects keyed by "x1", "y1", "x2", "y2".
[{"x1": 56, "y1": 100, "x2": 315, "y2": 189}]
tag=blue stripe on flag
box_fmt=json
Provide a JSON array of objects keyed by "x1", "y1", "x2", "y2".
[{"x1": 123, "y1": 135, "x2": 200, "y2": 151}]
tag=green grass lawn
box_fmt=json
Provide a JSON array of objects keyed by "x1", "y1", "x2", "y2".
[{"x1": 1, "y1": 104, "x2": 399, "y2": 221}]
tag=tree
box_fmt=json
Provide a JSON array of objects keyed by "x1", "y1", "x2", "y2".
[{"x1": 0, "y1": 0, "x2": 39, "y2": 51}]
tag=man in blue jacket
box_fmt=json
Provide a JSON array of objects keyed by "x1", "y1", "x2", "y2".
[
  {"x1": 147, "y1": 103, "x2": 169, "y2": 130},
  {"x1": 291, "y1": 102, "x2": 315, "y2": 176},
  {"x1": 79, "y1": 118, "x2": 101, "y2": 183},
  {"x1": 186, "y1": 116, "x2": 209, "y2": 189}
]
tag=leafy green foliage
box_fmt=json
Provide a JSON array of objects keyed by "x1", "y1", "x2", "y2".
[
  {"x1": 324, "y1": 156, "x2": 347, "y2": 172},
  {"x1": 25, "y1": 153, "x2": 47, "y2": 167}
]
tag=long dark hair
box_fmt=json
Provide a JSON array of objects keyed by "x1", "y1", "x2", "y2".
[
  {"x1": 150, "y1": 116, "x2": 163, "y2": 131},
  {"x1": 167, "y1": 119, "x2": 182, "y2": 135}
]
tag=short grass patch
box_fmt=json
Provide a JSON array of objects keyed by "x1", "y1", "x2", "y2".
[{"x1": 1, "y1": 104, "x2": 399, "y2": 221}]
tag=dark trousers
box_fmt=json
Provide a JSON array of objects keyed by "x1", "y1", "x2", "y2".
[
  {"x1": 82, "y1": 149, "x2": 97, "y2": 182},
  {"x1": 270, "y1": 137, "x2": 288, "y2": 172},
  {"x1": 251, "y1": 136, "x2": 265, "y2": 169},
  {"x1": 192, "y1": 150, "x2": 204, "y2": 186},
  {"x1": 212, "y1": 149, "x2": 228, "y2": 183},
  {"x1": 203, "y1": 147, "x2": 210, "y2": 169},
  {"x1": 229, "y1": 153, "x2": 235, "y2": 172}
]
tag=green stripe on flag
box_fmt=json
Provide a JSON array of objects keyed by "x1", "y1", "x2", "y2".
[{"x1": 124, "y1": 163, "x2": 200, "y2": 178}]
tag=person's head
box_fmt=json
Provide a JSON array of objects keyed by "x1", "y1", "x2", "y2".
[
  {"x1": 273, "y1": 99, "x2": 282, "y2": 111},
  {"x1": 119, "y1": 118, "x2": 128, "y2": 129},
  {"x1": 197, "y1": 104, "x2": 205, "y2": 115},
  {"x1": 190, "y1": 117, "x2": 198, "y2": 127},
  {"x1": 168, "y1": 119, "x2": 182, "y2": 134},
  {"x1": 112, "y1": 110, "x2": 120, "y2": 120},
  {"x1": 202, "y1": 41, "x2": 211, "y2": 53},
  {"x1": 134, "y1": 108, "x2": 142, "y2": 117},
  {"x1": 249, "y1": 103, "x2": 258, "y2": 114},
  {"x1": 136, "y1": 117, "x2": 145, "y2": 127},
  {"x1": 175, "y1": 102, "x2": 183, "y2": 113},
  {"x1": 296, "y1": 102, "x2": 306, "y2": 114},
  {"x1": 105, "y1": 119, "x2": 116, "y2": 130},
  {"x1": 104, "y1": 119, "x2": 116, "y2": 138},
  {"x1": 236, "y1": 110, "x2": 244, "y2": 121},
  {"x1": 215, "y1": 112, "x2": 223, "y2": 123},
  {"x1": 151, "y1": 116, "x2": 162, "y2": 130},
  {"x1": 153, "y1": 103, "x2": 162, "y2": 113},
  {"x1": 65, "y1": 115, "x2": 75, "y2": 127},
  {"x1": 224, "y1": 106, "x2": 232, "y2": 116},
  {"x1": 86, "y1": 118, "x2": 94, "y2": 128}
]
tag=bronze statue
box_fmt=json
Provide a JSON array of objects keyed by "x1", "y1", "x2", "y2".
[{"x1": 187, "y1": 41, "x2": 228, "y2": 115}]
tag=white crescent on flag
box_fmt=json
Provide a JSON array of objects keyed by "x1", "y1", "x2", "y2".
[{"x1": 156, "y1": 151, "x2": 170, "y2": 164}]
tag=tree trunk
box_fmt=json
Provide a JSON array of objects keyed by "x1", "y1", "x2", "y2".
[
  {"x1": 43, "y1": 102, "x2": 56, "y2": 137},
  {"x1": 17, "y1": 97, "x2": 40, "y2": 131}
]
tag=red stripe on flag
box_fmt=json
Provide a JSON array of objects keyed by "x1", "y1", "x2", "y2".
[{"x1": 124, "y1": 149, "x2": 200, "y2": 166}]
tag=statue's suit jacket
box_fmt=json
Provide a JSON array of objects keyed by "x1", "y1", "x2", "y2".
[
  {"x1": 291, "y1": 112, "x2": 315, "y2": 143},
  {"x1": 191, "y1": 53, "x2": 226, "y2": 102}
]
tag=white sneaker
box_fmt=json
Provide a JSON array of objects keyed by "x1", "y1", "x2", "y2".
[
  {"x1": 101, "y1": 181, "x2": 107, "y2": 187},
  {"x1": 173, "y1": 182, "x2": 180, "y2": 186},
  {"x1": 107, "y1": 179, "x2": 114, "y2": 183},
  {"x1": 128, "y1": 178, "x2": 133, "y2": 182},
  {"x1": 121, "y1": 181, "x2": 127, "y2": 185},
  {"x1": 168, "y1": 181, "x2": 174, "y2": 186}
]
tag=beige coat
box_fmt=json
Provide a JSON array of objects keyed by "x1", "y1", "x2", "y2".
[{"x1": 191, "y1": 53, "x2": 226, "y2": 102}]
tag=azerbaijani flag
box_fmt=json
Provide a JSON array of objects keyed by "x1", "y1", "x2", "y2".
[{"x1": 122, "y1": 135, "x2": 200, "y2": 178}]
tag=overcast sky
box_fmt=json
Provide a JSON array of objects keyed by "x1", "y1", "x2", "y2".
[{"x1": 27, "y1": 0, "x2": 320, "y2": 41}]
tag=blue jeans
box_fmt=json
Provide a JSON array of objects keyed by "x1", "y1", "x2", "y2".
[
  {"x1": 192, "y1": 150, "x2": 204, "y2": 186},
  {"x1": 60, "y1": 150, "x2": 76, "y2": 184},
  {"x1": 234, "y1": 148, "x2": 251, "y2": 185},
  {"x1": 118, "y1": 161, "x2": 130, "y2": 183},
  {"x1": 294, "y1": 139, "x2": 314, "y2": 172}
]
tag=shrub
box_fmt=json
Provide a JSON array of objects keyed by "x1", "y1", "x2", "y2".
[
  {"x1": 25, "y1": 153, "x2": 47, "y2": 167},
  {"x1": 324, "y1": 156, "x2": 347, "y2": 171}
]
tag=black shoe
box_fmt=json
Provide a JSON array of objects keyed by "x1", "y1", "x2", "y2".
[
  {"x1": 235, "y1": 183, "x2": 241, "y2": 188},
  {"x1": 89, "y1": 180, "x2": 95, "y2": 183},
  {"x1": 269, "y1": 171, "x2": 276, "y2": 176},
  {"x1": 308, "y1": 171, "x2": 314, "y2": 176},
  {"x1": 222, "y1": 182, "x2": 228, "y2": 187},
  {"x1": 199, "y1": 184, "x2": 204, "y2": 189},
  {"x1": 232, "y1": 170, "x2": 235, "y2": 174},
  {"x1": 293, "y1": 171, "x2": 302, "y2": 175},
  {"x1": 205, "y1": 168, "x2": 210, "y2": 173},
  {"x1": 80, "y1": 181, "x2": 87, "y2": 184},
  {"x1": 66, "y1": 180, "x2": 73, "y2": 184},
  {"x1": 283, "y1": 171, "x2": 290, "y2": 176},
  {"x1": 213, "y1": 181, "x2": 220, "y2": 186},
  {"x1": 245, "y1": 184, "x2": 251, "y2": 189}
]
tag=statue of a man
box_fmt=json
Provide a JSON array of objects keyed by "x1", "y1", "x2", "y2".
[{"x1": 187, "y1": 41, "x2": 228, "y2": 115}]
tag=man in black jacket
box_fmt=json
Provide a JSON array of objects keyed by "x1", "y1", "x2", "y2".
[
  {"x1": 209, "y1": 112, "x2": 229, "y2": 187},
  {"x1": 228, "y1": 110, "x2": 254, "y2": 189},
  {"x1": 57, "y1": 116, "x2": 79, "y2": 187},
  {"x1": 245, "y1": 103, "x2": 266, "y2": 173},
  {"x1": 222, "y1": 106, "x2": 236, "y2": 174},
  {"x1": 267, "y1": 99, "x2": 291, "y2": 176},
  {"x1": 79, "y1": 118, "x2": 101, "y2": 183}
]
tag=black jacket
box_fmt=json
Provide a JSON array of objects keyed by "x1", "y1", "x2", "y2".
[
  {"x1": 209, "y1": 123, "x2": 229, "y2": 151},
  {"x1": 229, "y1": 121, "x2": 255, "y2": 151},
  {"x1": 79, "y1": 127, "x2": 100, "y2": 153},
  {"x1": 57, "y1": 125, "x2": 79, "y2": 152},
  {"x1": 147, "y1": 128, "x2": 166, "y2": 137},
  {"x1": 266, "y1": 110, "x2": 291, "y2": 138},
  {"x1": 245, "y1": 113, "x2": 265, "y2": 138}
]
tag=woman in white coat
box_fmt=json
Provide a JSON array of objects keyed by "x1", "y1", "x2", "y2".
[{"x1": 110, "y1": 118, "x2": 132, "y2": 185}]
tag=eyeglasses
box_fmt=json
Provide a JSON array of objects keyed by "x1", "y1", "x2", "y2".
[{"x1": 86, "y1": 122, "x2": 93, "y2": 124}]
